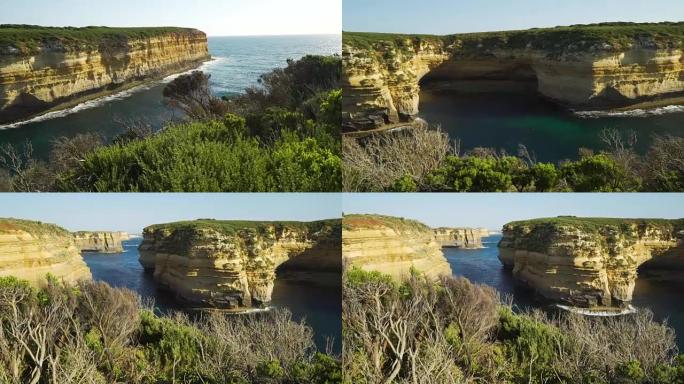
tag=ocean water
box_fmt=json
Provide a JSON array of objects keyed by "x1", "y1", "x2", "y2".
[
  {"x1": 83, "y1": 238, "x2": 342, "y2": 353},
  {"x1": 419, "y1": 81, "x2": 684, "y2": 163},
  {"x1": 444, "y1": 234, "x2": 684, "y2": 349},
  {"x1": 0, "y1": 34, "x2": 341, "y2": 159}
]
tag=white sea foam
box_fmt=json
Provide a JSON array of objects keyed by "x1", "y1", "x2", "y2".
[
  {"x1": 575, "y1": 104, "x2": 684, "y2": 118},
  {"x1": 556, "y1": 304, "x2": 637, "y2": 317},
  {"x1": 0, "y1": 57, "x2": 228, "y2": 130},
  {"x1": 0, "y1": 83, "x2": 155, "y2": 130}
]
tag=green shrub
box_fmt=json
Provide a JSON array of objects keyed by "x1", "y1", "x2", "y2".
[
  {"x1": 57, "y1": 116, "x2": 340, "y2": 192},
  {"x1": 560, "y1": 153, "x2": 635, "y2": 192},
  {"x1": 496, "y1": 308, "x2": 565, "y2": 382}
]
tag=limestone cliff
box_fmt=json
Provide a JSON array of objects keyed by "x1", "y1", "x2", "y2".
[
  {"x1": 433, "y1": 227, "x2": 488, "y2": 248},
  {"x1": 138, "y1": 219, "x2": 341, "y2": 309},
  {"x1": 73, "y1": 231, "x2": 129, "y2": 253},
  {"x1": 0, "y1": 218, "x2": 91, "y2": 285},
  {"x1": 0, "y1": 26, "x2": 210, "y2": 123},
  {"x1": 498, "y1": 217, "x2": 684, "y2": 308},
  {"x1": 343, "y1": 22, "x2": 684, "y2": 130},
  {"x1": 342, "y1": 214, "x2": 452, "y2": 279}
]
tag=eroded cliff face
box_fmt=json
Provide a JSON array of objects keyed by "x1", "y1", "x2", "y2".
[
  {"x1": 0, "y1": 29, "x2": 210, "y2": 123},
  {"x1": 498, "y1": 218, "x2": 684, "y2": 308},
  {"x1": 138, "y1": 220, "x2": 341, "y2": 309},
  {"x1": 0, "y1": 218, "x2": 91, "y2": 285},
  {"x1": 433, "y1": 227, "x2": 488, "y2": 248},
  {"x1": 343, "y1": 26, "x2": 684, "y2": 130},
  {"x1": 73, "y1": 231, "x2": 128, "y2": 253},
  {"x1": 342, "y1": 214, "x2": 452, "y2": 279}
]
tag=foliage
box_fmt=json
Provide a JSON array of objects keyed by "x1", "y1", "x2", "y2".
[
  {"x1": 56, "y1": 108, "x2": 341, "y2": 192},
  {"x1": 0, "y1": 277, "x2": 340, "y2": 384},
  {"x1": 343, "y1": 271, "x2": 682, "y2": 384},
  {"x1": 342, "y1": 127, "x2": 684, "y2": 192}
]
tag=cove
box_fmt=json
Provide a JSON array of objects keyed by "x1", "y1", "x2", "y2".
[{"x1": 418, "y1": 80, "x2": 684, "y2": 163}]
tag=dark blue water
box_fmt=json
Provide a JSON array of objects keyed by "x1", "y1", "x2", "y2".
[
  {"x1": 83, "y1": 238, "x2": 341, "y2": 353},
  {"x1": 0, "y1": 34, "x2": 341, "y2": 159},
  {"x1": 419, "y1": 82, "x2": 684, "y2": 163},
  {"x1": 445, "y1": 234, "x2": 684, "y2": 349}
]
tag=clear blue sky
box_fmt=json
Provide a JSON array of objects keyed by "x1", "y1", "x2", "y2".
[
  {"x1": 343, "y1": 193, "x2": 684, "y2": 230},
  {"x1": 1, "y1": 0, "x2": 341, "y2": 36},
  {"x1": 0, "y1": 193, "x2": 340, "y2": 234},
  {"x1": 343, "y1": 0, "x2": 684, "y2": 34}
]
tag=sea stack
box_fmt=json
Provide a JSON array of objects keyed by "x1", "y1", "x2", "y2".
[
  {"x1": 138, "y1": 219, "x2": 341, "y2": 309},
  {"x1": 498, "y1": 217, "x2": 684, "y2": 308},
  {"x1": 433, "y1": 227, "x2": 488, "y2": 248},
  {"x1": 73, "y1": 231, "x2": 129, "y2": 253}
]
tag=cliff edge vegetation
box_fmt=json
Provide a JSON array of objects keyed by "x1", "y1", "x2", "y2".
[{"x1": 0, "y1": 25, "x2": 201, "y2": 54}]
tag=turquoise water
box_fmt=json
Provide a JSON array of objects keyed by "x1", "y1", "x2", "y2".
[
  {"x1": 83, "y1": 238, "x2": 342, "y2": 353},
  {"x1": 0, "y1": 34, "x2": 341, "y2": 159},
  {"x1": 419, "y1": 82, "x2": 684, "y2": 163},
  {"x1": 444, "y1": 234, "x2": 684, "y2": 349}
]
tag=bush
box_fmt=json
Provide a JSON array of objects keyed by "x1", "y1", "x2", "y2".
[
  {"x1": 0, "y1": 277, "x2": 340, "y2": 384},
  {"x1": 343, "y1": 271, "x2": 680, "y2": 384},
  {"x1": 57, "y1": 115, "x2": 340, "y2": 192},
  {"x1": 342, "y1": 127, "x2": 684, "y2": 192}
]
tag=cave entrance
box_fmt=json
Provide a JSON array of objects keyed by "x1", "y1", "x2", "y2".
[
  {"x1": 415, "y1": 59, "x2": 571, "y2": 160},
  {"x1": 635, "y1": 245, "x2": 684, "y2": 291}
]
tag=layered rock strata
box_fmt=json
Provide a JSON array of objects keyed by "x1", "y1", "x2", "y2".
[
  {"x1": 342, "y1": 214, "x2": 452, "y2": 279},
  {"x1": 433, "y1": 227, "x2": 488, "y2": 248},
  {"x1": 73, "y1": 231, "x2": 129, "y2": 253},
  {"x1": 138, "y1": 219, "x2": 341, "y2": 309},
  {"x1": 0, "y1": 218, "x2": 91, "y2": 285},
  {"x1": 343, "y1": 23, "x2": 684, "y2": 130},
  {"x1": 0, "y1": 26, "x2": 210, "y2": 123},
  {"x1": 498, "y1": 217, "x2": 684, "y2": 307}
]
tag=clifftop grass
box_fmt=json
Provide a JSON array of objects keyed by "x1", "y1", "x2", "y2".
[
  {"x1": 145, "y1": 218, "x2": 341, "y2": 236},
  {"x1": 0, "y1": 25, "x2": 203, "y2": 54},
  {"x1": 505, "y1": 216, "x2": 684, "y2": 233},
  {"x1": 344, "y1": 21, "x2": 684, "y2": 54},
  {"x1": 343, "y1": 214, "x2": 430, "y2": 233},
  {"x1": 0, "y1": 218, "x2": 70, "y2": 237}
]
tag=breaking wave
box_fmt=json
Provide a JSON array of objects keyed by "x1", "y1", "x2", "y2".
[
  {"x1": 556, "y1": 304, "x2": 637, "y2": 317},
  {"x1": 575, "y1": 104, "x2": 684, "y2": 118}
]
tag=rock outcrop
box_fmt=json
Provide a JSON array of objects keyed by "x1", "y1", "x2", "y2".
[
  {"x1": 138, "y1": 219, "x2": 341, "y2": 309},
  {"x1": 343, "y1": 23, "x2": 684, "y2": 130},
  {"x1": 73, "y1": 231, "x2": 129, "y2": 253},
  {"x1": 433, "y1": 227, "x2": 488, "y2": 248},
  {"x1": 0, "y1": 26, "x2": 210, "y2": 123},
  {"x1": 342, "y1": 214, "x2": 452, "y2": 279},
  {"x1": 0, "y1": 218, "x2": 91, "y2": 285},
  {"x1": 498, "y1": 217, "x2": 684, "y2": 308}
]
